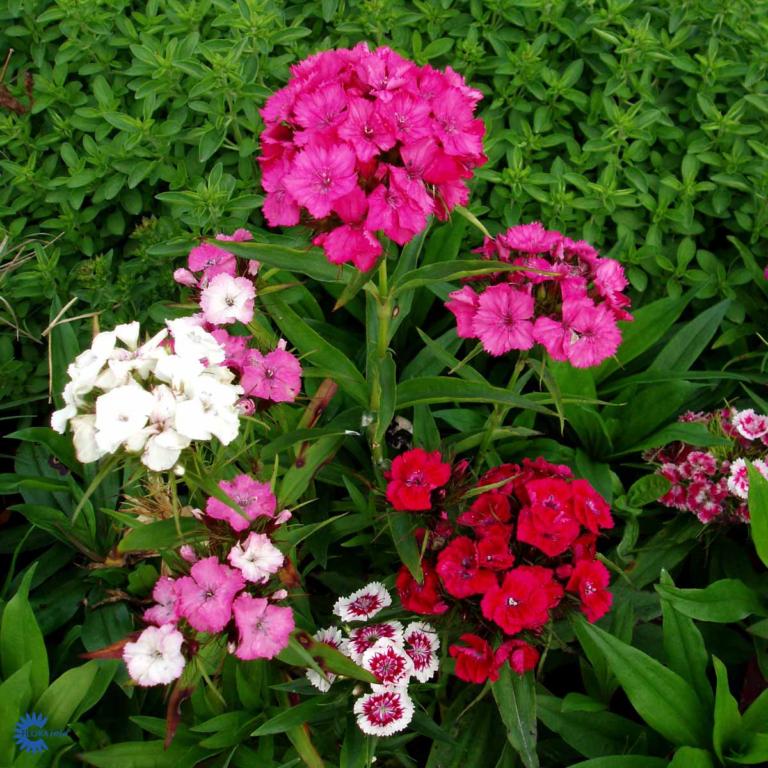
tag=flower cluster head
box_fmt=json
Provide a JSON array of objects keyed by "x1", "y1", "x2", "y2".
[
  {"x1": 650, "y1": 407, "x2": 768, "y2": 524},
  {"x1": 258, "y1": 44, "x2": 487, "y2": 271},
  {"x1": 123, "y1": 484, "x2": 294, "y2": 686},
  {"x1": 391, "y1": 449, "x2": 614, "y2": 684},
  {"x1": 51, "y1": 318, "x2": 243, "y2": 471},
  {"x1": 445, "y1": 222, "x2": 632, "y2": 367},
  {"x1": 306, "y1": 582, "x2": 439, "y2": 737},
  {"x1": 174, "y1": 230, "x2": 303, "y2": 408}
]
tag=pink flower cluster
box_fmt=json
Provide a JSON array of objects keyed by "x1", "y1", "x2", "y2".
[
  {"x1": 123, "y1": 474, "x2": 295, "y2": 686},
  {"x1": 651, "y1": 407, "x2": 768, "y2": 524},
  {"x1": 174, "y1": 230, "x2": 302, "y2": 406},
  {"x1": 306, "y1": 582, "x2": 439, "y2": 737},
  {"x1": 258, "y1": 44, "x2": 487, "y2": 271},
  {"x1": 446, "y1": 222, "x2": 632, "y2": 367}
]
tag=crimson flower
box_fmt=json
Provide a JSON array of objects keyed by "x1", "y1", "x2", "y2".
[{"x1": 386, "y1": 448, "x2": 451, "y2": 511}]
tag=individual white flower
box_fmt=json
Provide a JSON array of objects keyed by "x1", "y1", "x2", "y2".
[
  {"x1": 123, "y1": 624, "x2": 186, "y2": 686},
  {"x1": 200, "y1": 273, "x2": 256, "y2": 325},
  {"x1": 333, "y1": 582, "x2": 392, "y2": 622},
  {"x1": 174, "y1": 374, "x2": 241, "y2": 445},
  {"x1": 70, "y1": 415, "x2": 108, "y2": 463},
  {"x1": 227, "y1": 532, "x2": 284, "y2": 584},
  {"x1": 167, "y1": 317, "x2": 225, "y2": 364},
  {"x1": 153, "y1": 354, "x2": 205, "y2": 392},
  {"x1": 142, "y1": 428, "x2": 190, "y2": 471},
  {"x1": 306, "y1": 626, "x2": 345, "y2": 693},
  {"x1": 114, "y1": 321, "x2": 140, "y2": 349},
  {"x1": 51, "y1": 404, "x2": 77, "y2": 434},
  {"x1": 94, "y1": 384, "x2": 155, "y2": 453},
  {"x1": 354, "y1": 685, "x2": 415, "y2": 736}
]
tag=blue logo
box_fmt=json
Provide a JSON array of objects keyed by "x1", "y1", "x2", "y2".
[{"x1": 14, "y1": 712, "x2": 69, "y2": 753}]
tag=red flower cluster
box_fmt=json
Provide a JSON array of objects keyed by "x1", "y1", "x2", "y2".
[
  {"x1": 392, "y1": 451, "x2": 614, "y2": 683},
  {"x1": 258, "y1": 44, "x2": 487, "y2": 271}
]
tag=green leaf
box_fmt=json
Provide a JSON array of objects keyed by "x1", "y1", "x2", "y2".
[
  {"x1": 491, "y1": 667, "x2": 539, "y2": 768},
  {"x1": 573, "y1": 618, "x2": 710, "y2": 747},
  {"x1": 742, "y1": 688, "x2": 768, "y2": 732},
  {"x1": 118, "y1": 517, "x2": 207, "y2": 553},
  {"x1": 373, "y1": 351, "x2": 397, "y2": 448},
  {"x1": 387, "y1": 509, "x2": 423, "y2": 582},
  {"x1": 279, "y1": 433, "x2": 347, "y2": 507},
  {"x1": 308, "y1": 640, "x2": 376, "y2": 683},
  {"x1": 747, "y1": 463, "x2": 768, "y2": 568},
  {"x1": 35, "y1": 660, "x2": 100, "y2": 730},
  {"x1": 0, "y1": 564, "x2": 48, "y2": 698},
  {"x1": 626, "y1": 474, "x2": 672, "y2": 508},
  {"x1": 569, "y1": 758, "x2": 667, "y2": 768},
  {"x1": 0, "y1": 663, "x2": 33, "y2": 765},
  {"x1": 655, "y1": 579, "x2": 767, "y2": 623},
  {"x1": 659, "y1": 572, "x2": 712, "y2": 708},
  {"x1": 217, "y1": 239, "x2": 351, "y2": 283},
  {"x1": 80, "y1": 739, "x2": 213, "y2": 767},
  {"x1": 649, "y1": 300, "x2": 730, "y2": 373},
  {"x1": 713, "y1": 656, "x2": 742, "y2": 762},
  {"x1": 251, "y1": 698, "x2": 333, "y2": 736},
  {"x1": 261, "y1": 292, "x2": 368, "y2": 406},
  {"x1": 396, "y1": 377, "x2": 553, "y2": 415},
  {"x1": 728, "y1": 733, "x2": 768, "y2": 764},
  {"x1": 667, "y1": 747, "x2": 715, "y2": 768}
]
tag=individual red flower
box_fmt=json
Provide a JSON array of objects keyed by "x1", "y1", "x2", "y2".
[
  {"x1": 435, "y1": 537, "x2": 497, "y2": 598},
  {"x1": 571, "y1": 479, "x2": 613, "y2": 532},
  {"x1": 457, "y1": 491, "x2": 511, "y2": 529},
  {"x1": 495, "y1": 639, "x2": 540, "y2": 675},
  {"x1": 396, "y1": 562, "x2": 449, "y2": 615},
  {"x1": 449, "y1": 634, "x2": 502, "y2": 683},
  {"x1": 476, "y1": 529, "x2": 516, "y2": 571},
  {"x1": 571, "y1": 532, "x2": 598, "y2": 563},
  {"x1": 386, "y1": 448, "x2": 451, "y2": 511},
  {"x1": 481, "y1": 565, "x2": 563, "y2": 635},
  {"x1": 566, "y1": 559, "x2": 612, "y2": 623},
  {"x1": 516, "y1": 479, "x2": 580, "y2": 557}
]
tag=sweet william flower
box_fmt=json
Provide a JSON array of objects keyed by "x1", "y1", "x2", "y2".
[
  {"x1": 123, "y1": 624, "x2": 186, "y2": 687},
  {"x1": 516, "y1": 478, "x2": 580, "y2": 557},
  {"x1": 175, "y1": 556, "x2": 245, "y2": 633},
  {"x1": 206, "y1": 474, "x2": 277, "y2": 532},
  {"x1": 199, "y1": 273, "x2": 255, "y2": 326},
  {"x1": 449, "y1": 634, "x2": 501, "y2": 684},
  {"x1": 396, "y1": 562, "x2": 449, "y2": 615},
  {"x1": 472, "y1": 283, "x2": 535, "y2": 356},
  {"x1": 232, "y1": 594, "x2": 294, "y2": 660},
  {"x1": 435, "y1": 536, "x2": 497, "y2": 598},
  {"x1": 481, "y1": 565, "x2": 563, "y2": 636},
  {"x1": 385, "y1": 448, "x2": 451, "y2": 511},
  {"x1": 144, "y1": 577, "x2": 178, "y2": 626},
  {"x1": 496, "y1": 639, "x2": 540, "y2": 675},
  {"x1": 362, "y1": 639, "x2": 414, "y2": 686},
  {"x1": 306, "y1": 626, "x2": 345, "y2": 692},
  {"x1": 566, "y1": 559, "x2": 612, "y2": 623},
  {"x1": 403, "y1": 622, "x2": 440, "y2": 683},
  {"x1": 241, "y1": 345, "x2": 302, "y2": 404},
  {"x1": 347, "y1": 621, "x2": 404, "y2": 662},
  {"x1": 228, "y1": 532, "x2": 284, "y2": 584},
  {"x1": 334, "y1": 582, "x2": 392, "y2": 622},
  {"x1": 354, "y1": 685, "x2": 415, "y2": 737}
]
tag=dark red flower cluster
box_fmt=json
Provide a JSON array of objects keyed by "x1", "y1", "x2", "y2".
[
  {"x1": 391, "y1": 450, "x2": 614, "y2": 683},
  {"x1": 258, "y1": 44, "x2": 487, "y2": 271}
]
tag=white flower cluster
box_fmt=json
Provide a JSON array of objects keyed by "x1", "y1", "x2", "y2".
[{"x1": 51, "y1": 317, "x2": 242, "y2": 471}]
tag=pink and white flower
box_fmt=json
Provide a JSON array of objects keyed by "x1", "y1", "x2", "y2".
[
  {"x1": 333, "y1": 582, "x2": 392, "y2": 622},
  {"x1": 306, "y1": 626, "x2": 345, "y2": 692},
  {"x1": 354, "y1": 685, "x2": 415, "y2": 736},
  {"x1": 362, "y1": 639, "x2": 414, "y2": 686},
  {"x1": 123, "y1": 624, "x2": 186, "y2": 686},
  {"x1": 403, "y1": 622, "x2": 440, "y2": 683},
  {"x1": 346, "y1": 621, "x2": 404, "y2": 662},
  {"x1": 228, "y1": 532, "x2": 284, "y2": 584},
  {"x1": 199, "y1": 273, "x2": 255, "y2": 326},
  {"x1": 733, "y1": 409, "x2": 768, "y2": 441}
]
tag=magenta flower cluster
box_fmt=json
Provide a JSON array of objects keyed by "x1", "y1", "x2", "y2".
[
  {"x1": 445, "y1": 222, "x2": 632, "y2": 368},
  {"x1": 258, "y1": 43, "x2": 487, "y2": 271},
  {"x1": 174, "y1": 230, "x2": 303, "y2": 407}
]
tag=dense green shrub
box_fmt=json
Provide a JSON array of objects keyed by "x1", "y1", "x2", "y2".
[{"x1": 2, "y1": 0, "x2": 767, "y2": 396}]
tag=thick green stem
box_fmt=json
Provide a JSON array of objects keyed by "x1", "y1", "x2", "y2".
[{"x1": 369, "y1": 259, "x2": 392, "y2": 470}]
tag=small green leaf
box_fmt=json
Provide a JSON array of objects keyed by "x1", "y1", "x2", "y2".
[
  {"x1": 387, "y1": 510, "x2": 423, "y2": 582},
  {"x1": 491, "y1": 667, "x2": 539, "y2": 768},
  {"x1": 713, "y1": 656, "x2": 742, "y2": 762},
  {"x1": 655, "y1": 579, "x2": 767, "y2": 623},
  {"x1": 747, "y1": 463, "x2": 768, "y2": 568}
]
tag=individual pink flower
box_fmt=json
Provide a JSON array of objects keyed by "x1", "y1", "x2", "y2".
[
  {"x1": 354, "y1": 686, "x2": 415, "y2": 736},
  {"x1": 366, "y1": 167, "x2": 431, "y2": 245},
  {"x1": 334, "y1": 582, "x2": 392, "y2": 622},
  {"x1": 205, "y1": 474, "x2": 277, "y2": 532},
  {"x1": 681, "y1": 451, "x2": 718, "y2": 479},
  {"x1": 445, "y1": 286, "x2": 479, "y2": 338},
  {"x1": 143, "y1": 577, "x2": 178, "y2": 626},
  {"x1": 188, "y1": 242, "x2": 236, "y2": 280},
  {"x1": 241, "y1": 346, "x2": 302, "y2": 404},
  {"x1": 500, "y1": 222, "x2": 562, "y2": 254},
  {"x1": 175, "y1": 556, "x2": 245, "y2": 633},
  {"x1": 199, "y1": 273, "x2": 255, "y2": 326},
  {"x1": 262, "y1": 158, "x2": 301, "y2": 227},
  {"x1": 561, "y1": 299, "x2": 621, "y2": 368},
  {"x1": 337, "y1": 97, "x2": 395, "y2": 162},
  {"x1": 472, "y1": 283, "x2": 535, "y2": 356},
  {"x1": 232, "y1": 594, "x2": 294, "y2": 660},
  {"x1": 228, "y1": 532, "x2": 284, "y2": 584},
  {"x1": 284, "y1": 143, "x2": 358, "y2": 219},
  {"x1": 431, "y1": 87, "x2": 485, "y2": 156},
  {"x1": 362, "y1": 639, "x2": 414, "y2": 686},
  {"x1": 686, "y1": 480, "x2": 726, "y2": 523},
  {"x1": 403, "y1": 622, "x2": 440, "y2": 682}
]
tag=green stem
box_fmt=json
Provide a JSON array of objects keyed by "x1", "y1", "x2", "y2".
[
  {"x1": 369, "y1": 259, "x2": 391, "y2": 470},
  {"x1": 475, "y1": 354, "x2": 528, "y2": 470}
]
